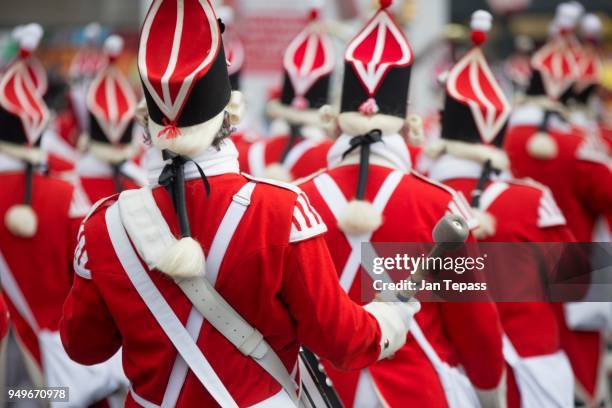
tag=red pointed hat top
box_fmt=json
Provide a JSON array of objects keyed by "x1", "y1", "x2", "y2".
[
  {"x1": 446, "y1": 10, "x2": 511, "y2": 144},
  {"x1": 12, "y1": 24, "x2": 48, "y2": 96},
  {"x1": 531, "y1": 2, "x2": 584, "y2": 99},
  {"x1": 282, "y1": 6, "x2": 335, "y2": 103},
  {"x1": 138, "y1": 0, "x2": 222, "y2": 123},
  {"x1": 69, "y1": 23, "x2": 106, "y2": 80},
  {"x1": 0, "y1": 24, "x2": 50, "y2": 146},
  {"x1": 87, "y1": 35, "x2": 137, "y2": 144},
  {"x1": 344, "y1": 0, "x2": 413, "y2": 96},
  {"x1": 575, "y1": 14, "x2": 602, "y2": 89}
]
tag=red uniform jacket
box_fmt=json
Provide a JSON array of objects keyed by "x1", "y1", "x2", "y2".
[
  {"x1": 505, "y1": 106, "x2": 612, "y2": 242},
  {"x1": 300, "y1": 163, "x2": 505, "y2": 408},
  {"x1": 60, "y1": 149, "x2": 384, "y2": 407},
  {"x1": 433, "y1": 155, "x2": 576, "y2": 407},
  {"x1": 505, "y1": 105, "x2": 612, "y2": 403},
  {"x1": 238, "y1": 134, "x2": 333, "y2": 181},
  {"x1": 0, "y1": 155, "x2": 85, "y2": 367}
]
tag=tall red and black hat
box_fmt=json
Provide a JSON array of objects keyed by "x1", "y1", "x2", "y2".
[
  {"x1": 138, "y1": 0, "x2": 231, "y2": 130},
  {"x1": 0, "y1": 25, "x2": 50, "y2": 148},
  {"x1": 441, "y1": 11, "x2": 511, "y2": 147},
  {"x1": 340, "y1": 0, "x2": 413, "y2": 118},
  {"x1": 279, "y1": 8, "x2": 335, "y2": 110},
  {"x1": 527, "y1": 2, "x2": 583, "y2": 100},
  {"x1": 86, "y1": 35, "x2": 137, "y2": 146},
  {"x1": 11, "y1": 24, "x2": 48, "y2": 98}
]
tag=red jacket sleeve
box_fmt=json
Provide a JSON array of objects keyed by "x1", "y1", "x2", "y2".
[
  {"x1": 60, "y1": 275, "x2": 121, "y2": 365},
  {"x1": 440, "y1": 301, "x2": 504, "y2": 390},
  {"x1": 575, "y1": 160, "x2": 612, "y2": 217},
  {"x1": 280, "y1": 236, "x2": 382, "y2": 371}
]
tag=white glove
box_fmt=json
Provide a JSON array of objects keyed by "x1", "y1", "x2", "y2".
[
  {"x1": 475, "y1": 370, "x2": 507, "y2": 408},
  {"x1": 364, "y1": 299, "x2": 421, "y2": 360}
]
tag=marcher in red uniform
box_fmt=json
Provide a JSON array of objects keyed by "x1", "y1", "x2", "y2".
[
  {"x1": 60, "y1": 2, "x2": 420, "y2": 406},
  {"x1": 75, "y1": 34, "x2": 145, "y2": 205},
  {"x1": 300, "y1": 7, "x2": 505, "y2": 408},
  {"x1": 0, "y1": 26, "x2": 122, "y2": 406},
  {"x1": 425, "y1": 13, "x2": 575, "y2": 406},
  {"x1": 238, "y1": 7, "x2": 335, "y2": 182},
  {"x1": 504, "y1": 4, "x2": 612, "y2": 406}
]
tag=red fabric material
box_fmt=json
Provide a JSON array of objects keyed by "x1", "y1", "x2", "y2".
[
  {"x1": 505, "y1": 125, "x2": 612, "y2": 242},
  {"x1": 504, "y1": 124, "x2": 612, "y2": 400},
  {"x1": 80, "y1": 177, "x2": 140, "y2": 204},
  {"x1": 300, "y1": 165, "x2": 505, "y2": 407},
  {"x1": 239, "y1": 135, "x2": 333, "y2": 181},
  {"x1": 446, "y1": 177, "x2": 578, "y2": 406},
  {"x1": 60, "y1": 174, "x2": 382, "y2": 406},
  {"x1": 0, "y1": 172, "x2": 80, "y2": 365}
]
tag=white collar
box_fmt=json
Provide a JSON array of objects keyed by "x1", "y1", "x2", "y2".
[
  {"x1": 76, "y1": 153, "x2": 114, "y2": 177},
  {"x1": 77, "y1": 152, "x2": 148, "y2": 186},
  {"x1": 509, "y1": 104, "x2": 572, "y2": 134},
  {"x1": 327, "y1": 133, "x2": 412, "y2": 173},
  {"x1": 428, "y1": 154, "x2": 511, "y2": 183},
  {"x1": 0, "y1": 152, "x2": 26, "y2": 173},
  {"x1": 146, "y1": 138, "x2": 240, "y2": 186}
]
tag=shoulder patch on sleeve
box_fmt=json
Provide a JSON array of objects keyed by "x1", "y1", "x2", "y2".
[
  {"x1": 68, "y1": 183, "x2": 93, "y2": 219},
  {"x1": 73, "y1": 224, "x2": 92, "y2": 280},
  {"x1": 508, "y1": 177, "x2": 567, "y2": 228},
  {"x1": 536, "y1": 187, "x2": 567, "y2": 228},
  {"x1": 242, "y1": 173, "x2": 302, "y2": 194},
  {"x1": 290, "y1": 191, "x2": 327, "y2": 243},
  {"x1": 576, "y1": 137, "x2": 611, "y2": 166}
]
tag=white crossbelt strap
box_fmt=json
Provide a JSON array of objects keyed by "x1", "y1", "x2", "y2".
[
  {"x1": 283, "y1": 139, "x2": 318, "y2": 171},
  {"x1": 248, "y1": 141, "x2": 266, "y2": 177},
  {"x1": 313, "y1": 171, "x2": 403, "y2": 291},
  {"x1": 0, "y1": 250, "x2": 39, "y2": 332},
  {"x1": 478, "y1": 182, "x2": 509, "y2": 212},
  {"x1": 105, "y1": 204, "x2": 238, "y2": 408}
]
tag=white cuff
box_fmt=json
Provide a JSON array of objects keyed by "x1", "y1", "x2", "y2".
[
  {"x1": 475, "y1": 369, "x2": 507, "y2": 408},
  {"x1": 364, "y1": 299, "x2": 421, "y2": 360}
]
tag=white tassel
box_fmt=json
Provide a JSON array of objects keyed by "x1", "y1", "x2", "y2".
[
  {"x1": 319, "y1": 104, "x2": 337, "y2": 126},
  {"x1": 338, "y1": 200, "x2": 383, "y2": 235},
  {"x1": 527, "y1": 132, "x2": 558, "y2": 160},
  {"x1": 226, "y1": 91, "x2": 245, "y2": 126},
  {"x1": 262, "y1": 164, "x2": 293, "y2": 182},
  {"x1": 472, "y1": 209, "x2": 496, "y2": 240},
  {"x1": 406, "y1": 114, "x2": 425, "y2": 146},
  {"x1": 104, "y1": 35, "x2": 124, "y2": 58},
  {"x1": 5, "y1": 205, "x2": 38, "y2": 238},
  {"x1": 155, "y1": 237, "x2": 205, "y2": 279}
]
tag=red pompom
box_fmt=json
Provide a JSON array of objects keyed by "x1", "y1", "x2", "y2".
[
  {"x1": 471, "y1": 30, "x2": 487, "y2": 46},
  {"x1": 380, "y1": 0, "x2": 392, "y2": 10},
  {"x1": 19, "y1": 49, "x2": 31, "y2": 58},
  {"x1": 309, "y1": 8, "x2": 320, "y2": 21}
]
